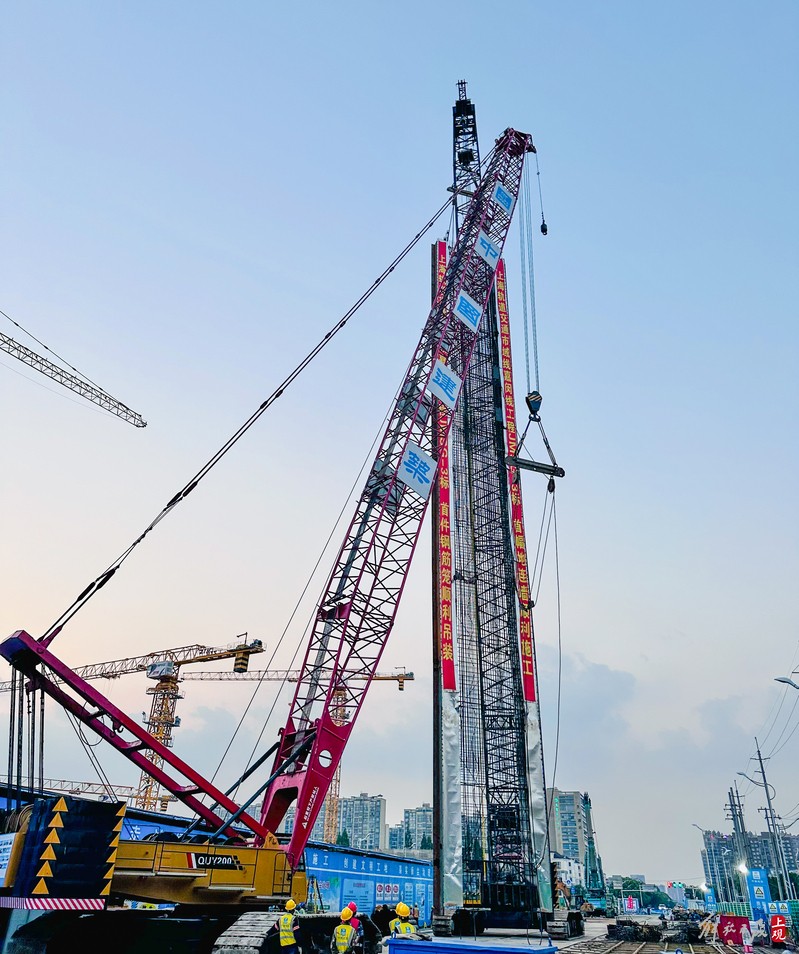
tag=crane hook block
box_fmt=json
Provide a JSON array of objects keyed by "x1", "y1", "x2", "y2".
[
  {"x1": 540, "y1": 220, "x2": 548, "y2": 236},
  {"x1": 525, "y1": 391, "x2": 543, "y2": 416}
]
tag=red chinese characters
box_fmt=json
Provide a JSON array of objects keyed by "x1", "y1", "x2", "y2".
[
  {"x1": 496, "y1": 259, "x2": 536, "y2": 702},
  {"x1": 771, "y1": 915, "x2": 788, "y2": 943},
  {"x1": 434, "y1": 241, "x2": 456, "y2": 691}
]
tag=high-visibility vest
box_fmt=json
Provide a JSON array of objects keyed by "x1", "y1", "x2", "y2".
[
  {"x1": 279, "y1": 913, "x2": 297, "y2": 946},
  {"x1": 390, "y1": 918, "x2": 415, "y2": 937},
  {"x1": 333, "y1": 923, "x2": 356, "y2": 953}
]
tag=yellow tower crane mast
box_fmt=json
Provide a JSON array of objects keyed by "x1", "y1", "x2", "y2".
[{"x1": 134, "y1": 639, "x2": 265, "y2": 810}]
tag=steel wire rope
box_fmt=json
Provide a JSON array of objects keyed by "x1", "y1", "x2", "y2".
[
  {"x1": 534, "y1": 152, "x2": 547, "y2": 234},
  {"x1": 526, "y1": 168, "x2": 540, "y2": 392},
  {"x1": 735, "y1": 637, "x2": 799, "y2": 800},
  {"x1": 764, "y1": 694, "x2": 799, "y2": 759},
  {"x1": 760, "y1": 636, "x2": 799, "y2": 750},
  {"x1": 39, "y1": 192, "x2": 455, "y2": 644},
  {"x1": 533, "y1": 492, "x2": 563, "y2": 871},
  {"x1": 206, "y1": 368, "x2": 407, "y2": 796},
  {"x1": 531, "y1": 496, "x2": 555, "y2": 605},
  {"x1": 63, "y1": 709, "x2": 119, "y2": 802},
  {"x1": 528, "y1": 491, "x2": 550, "y2": 598},
  {"x1": 519, "y1": 164, "x2": 532, "y2": 394},
  {"x1": 518, "y1": 163, "x2": 541, "y2": 393},
  {"x1": 230, "y1": 381, "x2": 410, "y2": 795},
  {"x1": 513, "y1": 150, "x2": 558, "y2": 882}
]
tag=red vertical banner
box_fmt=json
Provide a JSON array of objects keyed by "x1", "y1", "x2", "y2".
[
  {"x1": 496, "y1": 258, "x2": 537, "y2": 702},
  {"x1": 434, "y1": 240, "x2": 456, "y2": 691}
]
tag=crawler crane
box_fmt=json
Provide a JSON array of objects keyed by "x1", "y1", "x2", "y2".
[{"x1": 0, "y1": 127, "x2": 536, "y2": 951}]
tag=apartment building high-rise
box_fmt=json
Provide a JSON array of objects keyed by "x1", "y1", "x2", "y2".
[
  {"x1": 547, "y1": 789, "x2": 605, "y2": 892},
  {"x1": 403, "y1": 802, "x2": 433, "y2": 850},
  {"x1": 338, "y1": 792, "x2": 387, "y2": 851},
  {"x1": 282, "y1": 802, "x2": 327, "y2": 842},
  {"x1": 388, "y1": 823, "x2": 405, "y2": 850}
]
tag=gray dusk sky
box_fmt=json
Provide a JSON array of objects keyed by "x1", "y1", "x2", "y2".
[{"x1": 1, "y1": 1, "x2": 798, "y2": 884}]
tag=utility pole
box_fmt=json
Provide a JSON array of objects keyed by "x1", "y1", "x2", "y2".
[
  {"x1": 755, "y1": 740, "x2": 795, "y2": 901},
  {"x1": 727, "y1": 783, "x2": 750, "y2": 902}
]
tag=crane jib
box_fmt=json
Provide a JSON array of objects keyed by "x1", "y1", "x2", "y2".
[{"x1": 259, "y1": 128, "x2": 535, "y2": 865}]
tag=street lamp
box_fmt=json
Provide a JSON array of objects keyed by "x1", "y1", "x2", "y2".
[
  {"x1": 737, "y1": 863, "x2": 749, "y2": 875},
  {"x1": 737, "y1": 771, "x2": 777, "y2": 799},
  {"x1": 775, "y1": 676, "x2": 799, "y2": 691}
]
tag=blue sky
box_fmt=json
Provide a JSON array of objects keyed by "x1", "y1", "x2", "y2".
[{"x1": 1, "y1": 1, "x2": 797, "y2": 882}]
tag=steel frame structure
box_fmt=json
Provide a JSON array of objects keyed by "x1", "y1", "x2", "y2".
[
  {"x1": 449, "y1": 84, "x2": 537, "y2": 914},
  {"x1": 448, "y1": 81, "x2": 491, "y2": 908}
]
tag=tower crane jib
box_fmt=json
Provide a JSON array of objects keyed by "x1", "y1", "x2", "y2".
[{"x1": 0, "y1": 330, "x2": 146, "y2": 427}]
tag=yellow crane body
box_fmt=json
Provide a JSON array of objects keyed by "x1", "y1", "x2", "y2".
[{"x1": 111, "y1": 835, "x2": 306, "y2": 907}]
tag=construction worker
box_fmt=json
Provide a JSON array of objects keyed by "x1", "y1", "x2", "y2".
[
  {"x1": 346, "y1": 901, "x2": 364, "y2": 948},
  {"x1": 274, "y1": 899, "x2": 301, "y2": 954},
  {"x1": 331, "y1": 906, "x2": 357, "y2": 954},
  {"x1": 388, "y1": 902, "x2": 415, "y2": 937}
]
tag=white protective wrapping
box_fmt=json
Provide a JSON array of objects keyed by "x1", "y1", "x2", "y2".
[
  {"x1": 440, "y1": 687, "x2": 464, "y2": 913},
  {"x1": 526, "y1": 702, "x2": 553, "y2": 912}
]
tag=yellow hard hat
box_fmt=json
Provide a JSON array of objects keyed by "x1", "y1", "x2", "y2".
[
  {"x1": 340, "y1": 907, "x2": 353, "y2": 921},
  {"x1": 396, "y1": 902, "x2": 410, "y2": 917},
  {"x1": 285, "y1": 899, "x2": 297, "y2": 911}
]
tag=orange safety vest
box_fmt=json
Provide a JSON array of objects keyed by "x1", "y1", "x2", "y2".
[
  {"x1": 279, "y1": 913, "x2": 298, "y2": 946},
  {"x1": 332, "y1": 923, "x2": 356, "y2": 953}
]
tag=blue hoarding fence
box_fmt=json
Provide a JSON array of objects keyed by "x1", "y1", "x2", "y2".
[{"x1": 304, "y1": 845, "x2": 432, "y2": 926}]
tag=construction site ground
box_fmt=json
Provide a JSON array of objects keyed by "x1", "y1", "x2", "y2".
[{"x1": 442, "y1": 917, "x2": 782, "y2": 953}]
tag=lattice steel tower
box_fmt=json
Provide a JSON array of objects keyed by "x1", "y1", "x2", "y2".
[{"x1": 443, "y1": 81, "x2": 539, "y2": 918}]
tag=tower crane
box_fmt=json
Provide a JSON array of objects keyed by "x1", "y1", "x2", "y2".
[
  {"x1": 0, "y1": 314, "x2": 146, "y2": 427},
  {"x1": 0, "y1": 639, "x2": 264, "y2": 693},
  {"x1": 0, "y1": 127, "x2": 536, "y2": 919}
]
